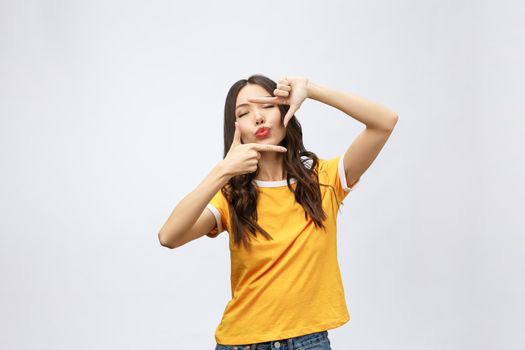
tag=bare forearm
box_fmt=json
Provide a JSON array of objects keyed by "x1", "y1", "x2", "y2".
[
  {"x1": 306, "y1": 80, "x2": 398, "y2": 131},
  {"x1": 158, "y1": 161, "x2": 230, "y2": 247}
]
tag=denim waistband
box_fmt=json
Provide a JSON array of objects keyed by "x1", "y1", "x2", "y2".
[{"x1": 215, "y1": 329, "x2": 329, "y2": 350}]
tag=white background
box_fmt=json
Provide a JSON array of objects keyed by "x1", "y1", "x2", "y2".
[{"x1": 1, "y1": 0, "x2": 524, "y2": 349}]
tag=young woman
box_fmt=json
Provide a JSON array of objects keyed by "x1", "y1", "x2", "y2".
[{"x1": 158, "y1": 74, "x2": 398, "y2": 350}]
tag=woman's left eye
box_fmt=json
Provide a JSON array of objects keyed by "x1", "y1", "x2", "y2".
[{"x1": 264, "y1": 105, "x2": 274, "y2": 109}]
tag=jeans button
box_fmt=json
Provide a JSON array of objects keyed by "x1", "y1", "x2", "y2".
[{"x1": 274, "y1": 341, "x2": 280, "y2": 348}]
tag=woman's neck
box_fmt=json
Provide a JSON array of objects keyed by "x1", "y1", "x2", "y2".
[{"x1": 255, "y1": 153, "x2": 286, "y2": 181}]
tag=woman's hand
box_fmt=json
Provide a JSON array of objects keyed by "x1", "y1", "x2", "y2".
[
  {"x1": 247, "y1": 76, "x2": 309, "y2": 128},
  {"x1": 221, "y1": 122, "x2": 288, "y2": 178}
]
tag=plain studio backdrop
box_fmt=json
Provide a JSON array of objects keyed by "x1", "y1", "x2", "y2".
[{"x1": 1, "y1": 0, "x2": 523, "y2": 349}]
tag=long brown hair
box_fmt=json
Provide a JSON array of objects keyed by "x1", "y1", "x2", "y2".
[{"x1": 220, "y1": 74, "x2": 340, "y2": 251}]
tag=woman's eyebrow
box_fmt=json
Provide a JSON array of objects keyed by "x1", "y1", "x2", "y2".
[{"x1": 235, "y1": 95, "x2": 272, "y2": 110}]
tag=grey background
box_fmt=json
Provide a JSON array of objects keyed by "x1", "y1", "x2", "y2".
[{"x1": 1, "y1": 0, "x2": 524, "y2": 349}]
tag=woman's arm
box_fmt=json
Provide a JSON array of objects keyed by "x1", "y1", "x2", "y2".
[
  {"x1": 307, "y1": 81, "x2": 398, "y2": 131},
  {"x1": 244, "y1": 76, "x2": 398, "y2": 191},
  {"x1": 158, "y1": 161, "x2": 231, "y2": 248},
  {"x1": 307, "y1": 80, "x2": 399, "y2": 187},
  {"x1": 158, "y1": 123, "x2": 288, "y2": 248}
]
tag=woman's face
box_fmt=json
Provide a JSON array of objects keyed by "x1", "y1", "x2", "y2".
[{"x1": 234, "y1": 83, "x2": 286, "y2": 146}]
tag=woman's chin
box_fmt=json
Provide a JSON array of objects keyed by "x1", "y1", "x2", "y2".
[{"x1": 254, "y1": 138, "x2": 273, "y2": 144}]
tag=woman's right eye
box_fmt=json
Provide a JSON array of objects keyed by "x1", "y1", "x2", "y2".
[{"x1": 239, "y1": 112, "x2": 247, "y2": 117}]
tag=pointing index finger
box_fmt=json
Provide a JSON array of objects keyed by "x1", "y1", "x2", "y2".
[
  {"x1": 250, "y1": 143, "x2": 287, "y2": 152},
  {"x1": 247, "y1": 96, "x2": 281, "y2": 104}
]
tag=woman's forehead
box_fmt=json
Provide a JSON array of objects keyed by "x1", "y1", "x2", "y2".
[{"x1": 236, "y1": 84, "x2": 269, "y2": 106}]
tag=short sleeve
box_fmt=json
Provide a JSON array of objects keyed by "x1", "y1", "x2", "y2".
[
  {"x1": 319, "y1": 149, "x2": 360, "y2": 204},
  {"x1": 205, "y1": 188, "x2": 230, "y2": 238}
]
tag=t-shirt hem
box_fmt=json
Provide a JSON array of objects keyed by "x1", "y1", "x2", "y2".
[{"x1": 214, "y1": 315, "x2": 350, "y2": 345}]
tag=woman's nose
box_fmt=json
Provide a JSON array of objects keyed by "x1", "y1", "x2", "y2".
[{"x1": 255, "y1": 112, "x2": 264, "y2": 123}]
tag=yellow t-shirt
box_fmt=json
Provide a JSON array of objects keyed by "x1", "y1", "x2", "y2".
[{"x1": 205, "y1": 152, "x2": 360, "y2": 345}]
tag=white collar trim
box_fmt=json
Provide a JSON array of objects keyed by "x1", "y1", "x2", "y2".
[{"x1": 253, "y1": 177, "x2": 297, "y2": 187}]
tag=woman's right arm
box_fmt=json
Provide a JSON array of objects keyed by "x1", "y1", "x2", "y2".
[
  {"x1": 157, "y1": 161, "x2": 231, "y2": 249},
  {"x1": 158, "y1": 122, "x2": 288, "y2": 249}
]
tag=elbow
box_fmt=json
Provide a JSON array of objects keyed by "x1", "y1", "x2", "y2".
[
  {"x1": 384, "y1": 113, "x2": 399, "y2": 132},
  {"x1": 158, "y1": 231, "x2": 177, "y2": 249},
  {"x1": 392, "y1": 113, "x2": 399, "y2": 123},
  {"x1": 369, "y1": 113, "x2": 398, "y2": 132}
]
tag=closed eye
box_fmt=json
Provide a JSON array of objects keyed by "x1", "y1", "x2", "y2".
[{"x1": 238, "y1": 105, "x2": 274, "y2": 117}]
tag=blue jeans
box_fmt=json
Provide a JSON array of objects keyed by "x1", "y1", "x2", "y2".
[{"x1": 214, "y1": 330, "x2": 332, "y2": 350}]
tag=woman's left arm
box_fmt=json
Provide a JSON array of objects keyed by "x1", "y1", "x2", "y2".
[{"x1": 307, "y1": 80, "x2": 399, "y2": 188}]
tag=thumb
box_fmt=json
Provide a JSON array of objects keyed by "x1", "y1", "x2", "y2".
[
  {"x1": 231, "y1": 122, "x2": 242, "y2": 146},
  {"x1": 283, "y1": 105, "x2": 297, "y2": 128}
]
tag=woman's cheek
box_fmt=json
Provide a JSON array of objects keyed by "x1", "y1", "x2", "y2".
[{"x1": 237, "y1": 121, "x2": 247, "y2": 143}]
